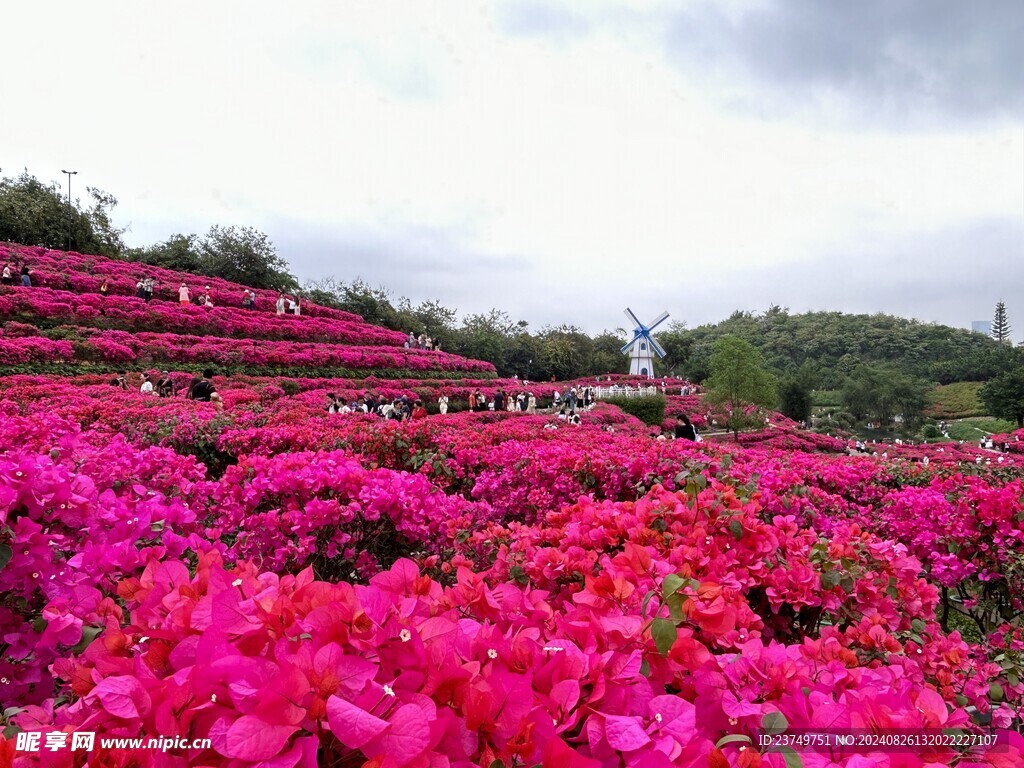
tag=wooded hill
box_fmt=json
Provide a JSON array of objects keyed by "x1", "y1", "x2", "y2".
[{"x1": 657, "y1": 306, "x2": 1012, "y2": 388}]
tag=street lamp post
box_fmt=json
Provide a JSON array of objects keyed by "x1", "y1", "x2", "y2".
[{"x1": 61, "y1": 170, "x2": 77, "y2": 251}]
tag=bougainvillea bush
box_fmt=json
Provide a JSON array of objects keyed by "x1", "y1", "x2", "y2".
[{"x1": 2, "y1": 246, "x2": 1024, "y2": 766}]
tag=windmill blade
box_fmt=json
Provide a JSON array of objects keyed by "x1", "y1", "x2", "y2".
[
  {"x1": 620, "y1": 339, "x2": 636, "y2": 355},
  {"x1": 649, "y1": 336, "x2": 667, "y2": 358},
  {"x1": 624, "y1": 308, "x2": 643, "y2": 329},
  {"x1": 646, "y1": 311, "x2": 670, "y2": 331}
]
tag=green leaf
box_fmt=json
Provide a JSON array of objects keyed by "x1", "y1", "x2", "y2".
[
  {"x1": 1008, "y1": 671, "x2": 1020, "y2": 688},
  {"x1": 911, "y1": 618, "x2": 927, "y2": 634},
  {"x1": 820, "y1": 570, "x2": 840, "y2": 590},
  {"x1": 510, "y1": 565, "x2": 528, "y2": 585},
  {"x1": 639, "y1": 659, "x2": 651, "y2": 678},
  {"x1": 662, "y1": 573, "x2": 686, "y2": 600},
  {"x1": 651, "y1": 618, "x2": 677, "y2": 655},
  {"x1": 0, "y1": 544, "x2": 11, "y2": 571},
  {"x1": 777, "y1": 745, "x2": 804, "y2": 768},
  {"x1": 714, "y1": 734, "x2": 752, "y2": 750},
  {"x1": 761, "y1": 711, "x2": 789, "y2": 735},
  {"x1": 989, "y1": 682, "x2": 1005, "y2": 703},
  {"x1": 666, "y1": 592, "x2": 685, "y2": 622},
  {"x1": 70, "y1": 625, "x2": 103, "y2": 655},
  {"x1": 488, "y1": 760, "x2": 506, "y2": 768},
  {"x1": 728, "y1": 519, "x2": 743, "y2": 540},
  {"x1": 640, "y1": 589, "x2": 657, "y2": 617},
  {"x1": 839, "y1": 575, "x2": 855, "y2": 593}
]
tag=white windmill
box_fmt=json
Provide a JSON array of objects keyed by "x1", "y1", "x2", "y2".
[{"x1": 621, "y1": 308, "x2": 669, "y2": 377}]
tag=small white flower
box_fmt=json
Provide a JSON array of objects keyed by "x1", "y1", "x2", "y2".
[
  {"x1": 138, "y1": 636, "x2": 149, "y2": 643},
  {"x1": 231, "y1": 578, "x2": 243, "y2": 587},
  {"x1": 211, "y1": 694, "x2": 217, "y2": 703},
  {"x1": 383, "y1": 684, "x2": 395, "y2": 697},
  {"x1": 543, "y1": 645, "x2": 564, "y2": 653},
  {"x1": 487, "y1": 648, "x2": 498, "y2": 659},
  {"x1": 32, "y1": 573, "x2": 39, "y2": 579},
  {"x1": 654, "y1": 713, "x2": 663, "y2": 723},
  {"x1": 400, "y1": 629, "x2": 412, "y2": 642},
  {"x1": 1, "y1": 677, "x2": 8, "y2": 684}
]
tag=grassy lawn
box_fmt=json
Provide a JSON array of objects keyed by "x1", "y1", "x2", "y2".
[
  {"x1": 926, "y1": 381, "x2": 985, "y2": 419},
  {"x1": 944, "y1": 416, "x2": 1017, "y2": 441},
  {"x1": 811, "y1": 389, "x2": 842, "y2": 407}
]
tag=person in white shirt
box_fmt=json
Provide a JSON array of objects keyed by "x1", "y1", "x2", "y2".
[
  {"x1": 276, "y1": 294, "x2": 286, "y2": 316},
  {"x1": 2, "y1": 264, "x2": 13, "y2": 284},
  {"x1": 293, "y1": 298, "x2": 301, "y2": 316},
  {"x1": 178, "y1": 283, "x2": 190, "y2": 305},
  {"x1": 438, "y1": 395, "x2": 449, "y2": 415},
  {"x1": 140, "y1": 374, "x2": 155, "y2": 395}
]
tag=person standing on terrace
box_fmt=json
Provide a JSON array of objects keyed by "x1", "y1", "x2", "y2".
[
  {"x1": 99, "y1": 279, "x2": 109, "y2": 297},
  {"x1": 411, "y1": 400, "x2": 428, "y2": 419},
  {"x1": 140, "y1": 374, "x2": 155, "y2": 395},
  {"x1": 178, "y1": 283, "x2": 190, "y2": 305},
  {"x1": 20, "y1": 265, "x2": 31, "y2": 287},
  {"x1": 276, "y1": 293, "x2": 286, "y2": 316},
  {"x1": 110, "y1": 372, "x2": 128, "y2": 390},
  {"x1": 438, "y1": 394, "x2": 449, "y2": 414},
  {"x1": 2, "y1": 264, "x2": 12, "y2": 285}
]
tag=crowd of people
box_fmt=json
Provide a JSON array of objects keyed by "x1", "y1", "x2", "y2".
[
  {"x1": 405, "y1": 332, "x2": 440, "y2": 352},
  {"x1": 1, "y1": 260, "x2": 307, "y2": 316},
  {"x1": 2, "y1": 262, "x2": 33, "y2": 287},
  {"x1": 111, "y1": 368, "x2": 223, "y2": 409}
]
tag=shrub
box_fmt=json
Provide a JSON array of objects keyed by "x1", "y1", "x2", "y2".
[{"x1": 603, "y1": 393, "x2": 665, "y2": 426}]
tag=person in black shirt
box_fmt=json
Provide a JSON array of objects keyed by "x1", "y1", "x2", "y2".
[
  {"x1": 189, "y1": 369, "x2": 216, "y2": 401},
  {"x1": 110, "y1": 372, "x2": 128, "y2": 390},
  {"x1": 188, "y1": 368, "x2": 223, "y2": 410},
  {"x1": 674, "y1": 414, "x2": 697, "y2": 441},
  {"x1": 157, "y1": 371, "x2": 174, "y2": 398}
]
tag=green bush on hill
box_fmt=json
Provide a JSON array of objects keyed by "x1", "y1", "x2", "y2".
[
  {"x1": 926, "y1": 382, "x2": 986, "y2": 419},
  {"x1": 604, "y1": 394, "x2": 666, "y2": 427}
]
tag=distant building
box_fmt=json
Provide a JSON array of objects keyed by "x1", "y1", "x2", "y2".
[{"x1": 971, "y1": 320, "x2": 992, "y2": 336}]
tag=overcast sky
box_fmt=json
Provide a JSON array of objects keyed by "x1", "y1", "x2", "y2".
[{"x1": 3, "y1": 1, "x2": 1022, "y2": 339}]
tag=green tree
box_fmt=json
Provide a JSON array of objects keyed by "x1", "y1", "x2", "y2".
[
  {"x1": 980, "y1": 367, "x2": 1024, "y2": 428},
  {"x1": 992, "y1": 301, "x2": 1012, "y2": 344},
  {"x1": 703, "y1": 336, "x2": 778, "y2": 439},
  {"x1": 590, "y1": 330, "x2": 627, "y2": 377},
  {"x1": 0, "y1": 170, "x2": 125, "y2": 256},
  {"x1": 129, "y1": 233, "x2": 204, "y2": 273},
  {"x1": 778, "y1": 363, "x2": 816, "y2": 424},
  {"x1": 198, "y1": 225, "x2": 297, "y2": 291},
  {"x1": 841, "y1": 364, "x2": 930, "y2": 429}
]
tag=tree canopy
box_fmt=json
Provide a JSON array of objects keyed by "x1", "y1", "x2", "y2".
[
  {"x1": 656, "y1": 307, "x2": 1010, "y2": 388},
  {"x1": 980, "y1": 360, "x2": 1024, "y2": 428},
  {"x1": 0, "y1": 170, "x2": 125, "y2": 257},
  {"x1": 703, "y1": 336, "x2": 778, "y2": 438}
]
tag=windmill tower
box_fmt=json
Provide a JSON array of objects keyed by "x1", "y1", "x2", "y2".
[{"x1": 621, "y1": 308, "x2": 669, "y2": 377}]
